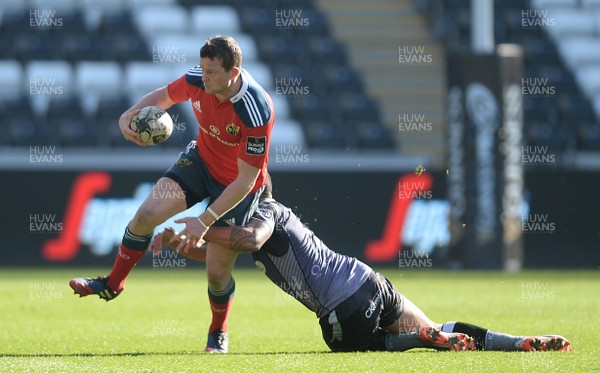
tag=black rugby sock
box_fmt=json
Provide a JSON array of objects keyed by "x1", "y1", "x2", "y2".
[{"x1": 440, "y1": 321, "x2": 522, "y2": 351}]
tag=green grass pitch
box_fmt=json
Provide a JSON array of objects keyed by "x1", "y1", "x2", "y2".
[{"x1": 0, "y1": 268, "x2": 597, "y2": 372}]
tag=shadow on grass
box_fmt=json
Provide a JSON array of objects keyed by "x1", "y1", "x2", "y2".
[{"x1": 0, "y1": 351, "x2": 333, "y2": 358}]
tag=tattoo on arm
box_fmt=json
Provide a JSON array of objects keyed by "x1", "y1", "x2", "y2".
[
  {"x1": 227, "y1": 218, "x2": 274, "y2": 252},
  {"x1": 229, "y1": 227, "x2": 258, "y2": 252}
]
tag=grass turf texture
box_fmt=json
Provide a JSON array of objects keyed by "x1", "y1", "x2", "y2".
[{"x1": 0, "y1": 268, "x2": 597, "y2": 372}]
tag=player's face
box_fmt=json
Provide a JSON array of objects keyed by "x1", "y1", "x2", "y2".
[{"x1": 200, "y1": 57, "x2": 236, "y2": 95}]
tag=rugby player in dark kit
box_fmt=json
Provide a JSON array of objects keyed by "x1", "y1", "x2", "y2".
[{"x1": 154, "y1": 180, "x2": 572, "y2": 353}]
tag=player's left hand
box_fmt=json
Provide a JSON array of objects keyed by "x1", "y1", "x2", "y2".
[{"x1": 172, "y1": 217, "x2": 209, "y2": 253}]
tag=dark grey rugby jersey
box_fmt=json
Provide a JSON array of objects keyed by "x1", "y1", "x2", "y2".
[{"x1": 251, "y1": 199, "x2": 372, "y2": 318}]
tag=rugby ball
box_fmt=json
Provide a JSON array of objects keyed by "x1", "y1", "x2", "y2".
[{"x1": 130, "y1": 106, "x2": 173, "y2": 146}]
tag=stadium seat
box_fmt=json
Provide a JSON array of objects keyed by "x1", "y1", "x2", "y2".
[
  {"x1": 272, "y1": 65, "x2": 326, "y2": 96},
  {"x1": 577, "y1": 122, "x2": 600, "y2": 150},
  {"x1": 339, "y1": 94, "x2": 381, "y2": 123},
  {"x1": 81, "y1": 0, "x2": 126, "y2": 31},
  {"x1": 133, "y1": 6, "x2": 188, "y2": 36},
  {"x1": 531, "y1": 0, "x2": 578, "y2": 8},
  {"x1": 76, "y1": 62, "x2": 123, "y2": 117},
  {"x1": 46, "y1": 96, "x2": 85, "y2": 123},
  {"x1": 270, "y1": 119, "x2": 306, "y2": 148},
  {"x1": 288, "y1": 95, "x2": 339, "y2": 123},
  {"x1": 546, "y1": 10, "x2": 596, "y2": 39},
  {"x1": 0, "y1": 34, "x2": 16, "y2": 59},
  {"x1": 1, "y1": 10, "x2": 25, "y2": 33},
  {"x1": 26, "y1": 60, "x2": 74, "y2": 117},
  {"x1": 324, "y1": 66, "x2": 363, "y2": 94},
  {"x1": 45, "y1": 96, "x2": 94, "y2": 147},
  {"x1": 8, "y1": 118, "x2": 54, "y2": 146},
  {"x1": 582, "y1": 0, "x2": 600, "y2": 7},
  {"x1": 165, "y1": 105, "x2": 197, "y2": 147},
  {"x1": 0, "y1": 96, "x2": 34, "y2": 123},
  {"x1": 55, "y1": 118, "x2": 98, "y2": 147},
  {"x1": 523, "y1": 96, "x2": 558, "y2": 124},
  {"x1": 575, "y1": 67, "x2": 600, "y2": 98},
  {"x1": 255, "y1": 35, "x2": 306, "y2": 67},
  {"x1": 113, "y1": 34, "x2": 151, "y2": 62},
  {"x1": 227, "y1": 34, "x2": 259, "y2": 62},
  {"x1": 29, "y1": 0, "x2": 78, "y2": 11},
  {"x1": 558, "y1": 37, "x2": 600, "y2": 70},
  {"x1": 127, "y1": 0, "x2": 176, "y2": 8},
  {"x1": 243, "y1": 62, "x2": 274, "y2": 89},
  {"x1": 279, "y1": 0, "x2": 315, "y2": 8},
  {"x1": 57, "y1": 11, "x2": 87, "y2": 33},
  {"x1": 191, "y1": 6, "x2": 240, "y2": 35},
  {"x1": 0, "y1": 0, "x2": 28, "y2": 13},
  {"x1": 558, "y1": 95, "x2": 596, "y2": 123},
  {"x1": 95, "y1": 96, "x2": 132, "y2": 147},
  {"x1": 125, "y1": 62, "x2": 177, "y2": 102},
  {"x1": 307, "y1": 36, "x2": 347, "y2": 66},
  {"x1": 355, "y1": 122, "x2": 395, "y2": 150},
  {"x1": 63, "y1": 34, "x2": 115, "y2": 62},
  {"x1": 293, "y1": 9, "x2": 329, "y2": 36},
  {"x1": 15, "y1": 33, "x2": 63, "y2": 61},
  {"x1": 303, "y1": 121, "x2": 350, "y2": 149},
  {"x1": 510, "y1": 33, "x2": 561, "y2": 66},
  {"x1": 527, "y1": 121, "x2": 570, "y2": 153},
  {"x1": 238, "y1": 8, "x2": 276, "y2": 36},
  {"x1": 270, "y1": 94, "x2": 291, "y2": 120},
  {"x1": 593, "y1": 96, "x2": 600, "y2": 121},
  {"x1": 98, "y1": 12, "x2": 137, "y2": 34},
  {"x1": 0, "y1": 60, "x2": 23, "y2": 100}
]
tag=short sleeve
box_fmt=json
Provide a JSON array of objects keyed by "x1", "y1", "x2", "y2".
[
  {"x1": 238, "y1": 119, "x2": 273, "y2": 168},
  {"x1": 167, "y1": 74, "x2": 191, "y2": 104}
]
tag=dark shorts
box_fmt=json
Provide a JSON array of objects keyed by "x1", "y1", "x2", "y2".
[
  {"x1": 164, "y1": 141, "x2": 264, "y2": 227},
  {"x1": 319, "y1": 272, "x2": 404, "y2": 352}
]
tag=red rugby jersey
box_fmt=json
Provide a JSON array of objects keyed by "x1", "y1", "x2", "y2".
[{"x1": 167, "y1": 67, "x2": 274, "y2": 192}]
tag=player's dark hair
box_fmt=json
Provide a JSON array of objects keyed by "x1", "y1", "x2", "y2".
[{"x1": 200, "y1": 35, "x2": 242, "y2": 71}]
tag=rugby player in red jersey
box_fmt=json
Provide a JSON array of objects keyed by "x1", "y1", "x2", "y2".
[{"x1": 70, "y1": 35, "x2": 274, "y2": 353}]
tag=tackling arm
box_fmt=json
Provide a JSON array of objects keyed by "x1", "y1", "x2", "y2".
[
  {"x1": 155, "y1": 212, "x2": 274, "y2": 260},
  {"x1": 203, "y1": 214, "x2": 274, "y2": 252}
]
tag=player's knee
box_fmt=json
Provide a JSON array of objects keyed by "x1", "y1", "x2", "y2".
[
  {"x1": 131, "y1": 204, "x2": 161, "y2": 230},
  {"x1": 206, "y1": 265, "x2": 231, "y2": 283}
]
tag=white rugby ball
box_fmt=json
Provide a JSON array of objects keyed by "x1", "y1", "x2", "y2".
[{"x1": 130, "y1": 106, "x2": 173, "y2": 146}]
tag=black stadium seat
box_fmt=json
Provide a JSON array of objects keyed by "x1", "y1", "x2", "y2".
[
  {"x1": 0, "y1": 0, "x2": 392, "y2": 151},
  {"x1": 113, "y1": 34, "x2": 151, "y2": 62},
  {"x1": 55, "y1": 118, "x2": 98, "y2": 147},
  {"x1": 63, "y1": 34, "x2": 116, "y2": 62},
  {"x1": 15, "y1": 33, "x2": 63, "y2": 61},
  {"x1": 9, "y1": 119, "x2": 54, "y2": 146},
  {"x1": 307, "y1": 36, "x2": 347, "y2": 66},
  {"x1": 355, "y1": 122, "x2": 395, "y2": 150},
  {"x1": 303, "y1": 121, "x2": 349, "y2": 149}
]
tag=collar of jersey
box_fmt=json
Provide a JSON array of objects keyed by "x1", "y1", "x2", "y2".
[{"x1": 229, "y1": 68, "x2": 249, "y2": 103}]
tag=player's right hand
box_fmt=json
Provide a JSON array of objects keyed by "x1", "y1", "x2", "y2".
[
  {"x1": 119, "y1": 108, "x2": 146, "y2": 146},
  {"x1": 151, "y1": 227, "x2": 177, "y2": 253}
]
